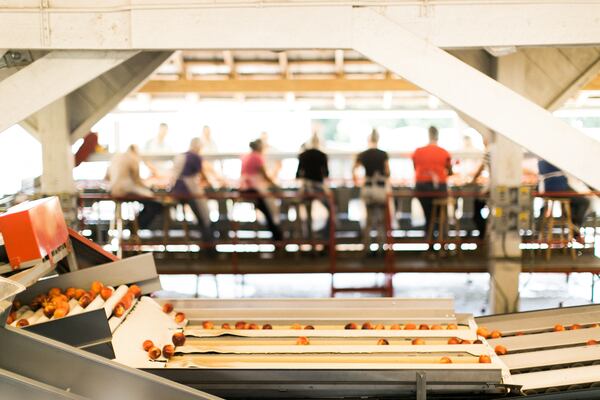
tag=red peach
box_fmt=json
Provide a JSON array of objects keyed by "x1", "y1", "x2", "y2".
[
  {"x1": 296, "y1": 336, "x2": 310, "y2": 345},
  {"x1": 90, "y1": 281, "x2": 104, "y2": 295},
  {"x1": 221, "y1": 323, "x2": 231, "y2": 329},
  {"x1": 174, "y1": 312, "x2": 185, "y2": 323},
  {"x1": 202, "y1": 321, "x2": 214, "y2": 330},
  {"x1": 16, "y1": 319, "x2": 29, "y2": 327},
  {"x1": 100, "y1": 287, "x2": 113, "y2": 301},
  {"x1": 148, "y1": 346, "x2": 161, "y2": 360},
  {"x1": 570, "y1": 324, "x2": 582, "y2": 330},
  {"x1": 65, "y1": 288, "x2": 76, "y2": 299},
  {"x1": 235, "y1": 321, "x2": 247, "y2": 329},
  {"x1": 361, "y1": 322, "x2": 374, "y2": 330},
  {"x1": 262, "y1": 324, "x2": 273, "y2": 330},
  {"x1": 172, "y1": 332, "x2": 186, "y2": 346},
  {"x1": 142, "y1": 340, "x2": 154, "y2": 351},
  {"x1": 419, "y1": 324, "x2": 430, "y2": 330},
  {"x1": 587, "y1": 339, "x2": 598, "y2": 345},
  {"x1": 377, "y1": 338, "x2": 389, "y2": 345},
  {"x1": 247, "y1": 323, "x2": 260, "y2": 330},
  {"x1": 78, "y1": 294, "x2": 92, "y2": 308},
  {"x1": 74, "y1": 289, "x2": 86, "y2": 300},
  {"x1": 344, "y1": 323, "x2": 358, "y2": 330},
  {"x1": 460, "y1": 339, "x2": 472, "y2": 344},
  {"x1": 304, "y1": 325, "x2": 315, "y2": 330},
  {"x1": 162, "y1": 303, "x2": 174, "y2": 314},
  {"x1": 162, "y1": 344, "x2": 175, "y2": 359}
]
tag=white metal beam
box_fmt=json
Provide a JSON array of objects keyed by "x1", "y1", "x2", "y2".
[
  {"x1": 352, "y1": 8, "x2": 600, "y2": 189},
  {"x1": 70, "y1": 51, "x2": 172, "y2": 143},
  {"x1": 0, "y1": 50, "x2": 137, "y2": 134},
  {"x1": 1, "y1": 2, "x2": 600, "y2": 49}
]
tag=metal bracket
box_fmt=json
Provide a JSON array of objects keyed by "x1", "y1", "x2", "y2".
[
  {"x1": 0, "y1": 51, "x2": 33, "y2": 69},
  {"x1": 416, "y1": 371, "x2": 427, "y2": 400}
]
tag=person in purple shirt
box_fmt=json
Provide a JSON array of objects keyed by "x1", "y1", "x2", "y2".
[{"x1": 171, "y1": 138, "x2": 214, "y2": 247}]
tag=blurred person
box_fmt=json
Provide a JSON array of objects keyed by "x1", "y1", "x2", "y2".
[
  {"x1": 538, "y1": 159, "x2": 590, "y2": 239},
  {"x1": 240, "y1": 139, "x2": 283, "y2": 241},
  {"x1": 106, "y1": 144, "x2": 162, "y2": 229},
  {"x1": 171, "y1": 137, "x2": 214, "y2": 246},
  {"x1": 144, "y1": 122, "x2": 173, "y2": 179},
  {"x1": 412, "y1": 126, "x2": 452, "y2": 233},
  {"x1": 296, "y1": 133, "x2": 331, "y2": 238},
  {"x1": 200, "y1": 125, "x2": 225, "y2": 185},
  {"x1": 469, "y1": 144, "x2": 491, "y2": 239},
  {"x1": 201, "y1": 125, "x2": 218, "y2": 154},
  {"x1": 353, "y1": 129, "x2": 390, "y2": 255},
  {"x1": 260, "y1": 131, "x2": 282, "y2": 181}
]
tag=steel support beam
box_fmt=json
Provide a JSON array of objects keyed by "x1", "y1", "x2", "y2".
[
  {"x1": 0, "y1": 50, "x2": 137, "y2": 134},
  {"x1": 352, "y1": 8, "x2": 600, "y2": 189}
]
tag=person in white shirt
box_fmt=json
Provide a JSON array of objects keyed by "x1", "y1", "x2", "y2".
[{"x1": 144, "y1": 123, "x2": 173, "y2": 178}]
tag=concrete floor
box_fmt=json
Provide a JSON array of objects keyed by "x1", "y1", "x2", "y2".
[{"x1": 156, "y1": 272, "x2": 598, "y2": 316}]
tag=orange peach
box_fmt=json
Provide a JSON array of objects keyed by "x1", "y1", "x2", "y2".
[
  {"x1": 362, "y1": 322, "x2": 374, "y2": 330},
  {"x1": 479, "y1": 355, "x2": 492, "y2": 363},
  {"x1": 43, "y1": 303, "x2": 56, "y2": 318},
  {"x1": 554, "y1": 324, "x2": 565, "y2": 332},
  {"x1": 87, "y1": 290, "x2": 97, "y2": 300},
  {"x1": 570, "y1": 324, "x2": 582, "y2": 330},
  {"x1": 439, "y1": 356, "x2": 452, "y2": 364},
  {"x1": 78, "y1": 294, "x2": 93, "y2": 308},
  {"x1": 48, "y1": 287, "x2": 62, "y2": 297},
  {"x1": 390, "y1": 324, "x2": 402, "y2": 330},
  {"x1": 64, "y1": 288, "x2": 76, "y2": 299},
  {"x1": 345, "y1": 323, "x2": 358, "y2": 330},
  {"x1": 162, "y1": 303, "x2": 174, "y2": 314},
  {"x1": 404, "y1": 323, "x2": 417, "y2": 330},
  {"x1": 54, "y1": 305, "x2": 69, "y2": 319},
  {"x1": 172, "y1": 332, "x2": 186, "y2": 346},
  {"x1": 377, "y1": 338, "x2": 389, "y2": 345},
  {"x1": 591, "y1": 323, "x2": 599, "y2": 328},
  {"x1": 221, "y1": 323, "x2": 231, "y2": 329},
  {"x1": 51, "y1": 294, "x2": 68, "y2": 306},
  {"x1": 113, "y1": 303, "x2": 126, "y2": 318},
  {"x1": 148, "y1": 346, "x2": 161, "y2": 360},
  {"x1": 587, "y1": 339, "x2": 598, "y2": 346},
  {"x1": 374, "y1": 324, "x2": 385, "y2": 330},
  {"x1": 476, "y1": 327, "x2": 490, "y2": 338},
  {"x1": 296, "y1": 336, "x2": 310, "y2": 345},
  {"x1": 174, "y1": 312, "x2": 186, "y2": 323},
  {"x1": 460, "y1": 339, "x2": 472, "y2": 344},
  {"x1": 446, "y1": 324, "x2": 458, "y2": 330},
  {"x1": 262, "y1": 324, "x2": 273, "y2": 329},
  {"x1": 412, "y1": 338, "x2": 425, "y2": 345},
  {"x1": 142, "y1": 340, "x2": 154, "y2": 351},
  {"x1": 235, "y1": 321, "x2": 247, "y2": 329},
  {"x1": 128, "y1": 284, "x2": 142, "y2": 299},
  {"x1": 248, "y1": 323, "x2": 260, "y2": 330},
  {"x1": 291, "y1": 323, "x2": 302, "y2": 330},
  {"x1": 419, "y1": 324, "x2": 430, "y2": 330},
  {"x1": 431, "y1": 325, "x2": 443, "y2": 330},
  {"x1": 202, "y1": 321, "x2": 214, "y2": 330},
  {"x1": 494, "y1": 345, "x2": 508, "y2": 355},
  {"x1": 74, "y1": 288, "x2": 86, "y2": 300},
  {"x1": 162, "y1": 344, "x2": 175, "y2": 359},
  {"x1": 100, "y1": 287, "x2": 113, "y2": 301},
  {"x1": 490, "y1": 330, "x2": 502, "y2": 339},
  {"x1": 447, "y1": 337, "x2": 460, "y2": 345},
  {"x1": 6, "y1": 311, "x2": 16, "y2": 325},
  {"x1": 90, "y1": 281, "x2": 104, "y2": 295}
]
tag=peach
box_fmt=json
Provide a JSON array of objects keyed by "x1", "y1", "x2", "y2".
[
  {"x1": 221, "y1": 323, "x2": 231, "y2": 329},
  {"x1": 262, "y1": 324, "x2": 273, "y2": 330},
  {"x1": 446, "y1": 324, "x2": 458, "y2": 330},
  {"x1": 148, "y1": 346, "x2": 161, "y2": 360},
  {"x1": 419, "y1": 324, "x2": 430, "y2": 330},
  {"x1": 412, "y1": 338, "x2": 425, "y2": 345},
  {"x1": 113, "y1": 303, "x2": 126, "y2": 318},
  {"x1": 162, "y1": 344, "x2": 175, "y2": 359},
  {"x1": 6, "y1": 311, "x2": 16, "y2": 325},
  {"x1": 515, "y1": 332, "x2": 525, "y2": 336},
  {"x1": 78, "y1": 294, "x2": 93, "y2": 308},
  {"x1": 490, "y1": 330, "x2": 502, "y2": 339},
  {"x1": 248, "y1": 323, "x2": 260, "y2": 330},
  {"x1": 554, "y1": 324, "x2": 565, "y2": 332},
  {"x1": 162, "y1": 303, "x2": 174, "y2": 314},
  {"x1": 296, "y1": 336, "x2": 310, "y2": 345},
  {"x1": 439, "y1": 356, "x2": 452, "y2": 364},
  {"x1": 304, "y1": 325, "x2": 315, "y2": 330},
  {"x1": 476, "y1": 327, "x2": 490, "y2": 338},
  {"x1": 172, "y1": 332, "x2": 186, "y2": 346},
  {"x1": 90, "y1": 281, "x2": 104, "y2": 295},
  {"x1": 174, "y1": 312, "x2": 186, "y2": 324},
  {"x1": 570, "y1": 324, "x2": 582, "y2": 330},
  {"x1": 291, "y1": 323, "x2": 302, "y2": 330},
  {"x1": 587, "y1": 339, "x2": 598, "y2": 346},
  {"x1": 87, "y1": 290, "x2": 97, "y2": 300},
  {"x1": 447, "y1": 337, "x2": 460, "y2": 345},
  {"x1": 390, "y1": 324, "x2": 402, "y2": 330},
  {"x1": 374, "y1": 324, "x2": 385, "y2": 330},
  {"x1": 74, "y1": 288, "x2": 86, "y2": 300},
  {"x1": 235, "y1": 321, "x2": 247, "y2": 329},
  {"x1": 361, "y1": 322, "x2": 374, "y2": 330},
  {"x1": 430, "y1": 325, "x2": 443, "y2": 330},
  {"x1": 54, "y1": 305, "x2": 69, "y2": 319},
  {"x1": 100, "y1": 287, "x2": 113, "y2": 301},
  {"x1": 479, "y1": 355, "x2": 492, "y2": 364},
  {"x1": 202, "y1": 321, "x2": 214, "y2": 330},
  {"x1": 43, "y1": 304, "x2": 56, "y2": 318},
  {"x1": 345, "y1": 323, "x2": 358, "y2": 330},
  {"x1": 51, "y1": 294, "x2": 68, "y2": 306},
  {"x1": 404, "y1": 323, "x2": 417, "y2": 330},
  {"x1": 474, "y1": 339, "x2": 483, "y2": 344},
  {"x1": 591, "y1": 323, "x2": 599, "y2": 328},
  {"x1": 16, "y1": 319, "x2": 29, "y2": 327},
  {"x1": 460, "y1": 339, "x2": 472, "y2": 345},
  {"x1": 494, "y1": 345, "x2": 508, "y2": 355},
  {"x1": 377, "y1": 339, "x2": 389, "y2": 345},
  {"x1": 128, "y1": 284, "x2": 142, "y2": 299},
  {"x1": 142, "y1": 340, "x2": 154, "y2": 351},
  {"x1": 65, "y1": 287, "x2": 76, "y2": 299},
  {"x1": 48, "y1": 287, "x2": 62, "y2": 297},
  {"x1": 30, "y1": 294, "x2": 46, "y2": 311}
]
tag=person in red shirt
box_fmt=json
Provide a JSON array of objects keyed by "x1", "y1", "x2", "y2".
[{"x1": 412, "y1": 126, "x2": 453, "y2": 233}]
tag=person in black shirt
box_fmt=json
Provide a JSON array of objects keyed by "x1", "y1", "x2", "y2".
[
  {"x1": 297, "y1": 134, "x2": 331, "y2": 239},
  {"x1": 353, "y1": 129, "x2": 390, "y2": 255}
]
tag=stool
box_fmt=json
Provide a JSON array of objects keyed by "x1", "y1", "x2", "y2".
[
  {"x1": 426, "y1": 197, "x2": 462, "y2": 257},
  {"x1": 539, "y1": 197, "x2": 576, "y2": 261}
]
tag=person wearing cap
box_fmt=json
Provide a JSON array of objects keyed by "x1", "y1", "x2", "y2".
[
  {"x1": 412, "y1": 126, "x2": 452, "y2": 235},
  {"x1": 170, "y1": 137, "x2": 214, "y2": 247},
  {"x1": 353, "y1": 129, "x2": 390, "y2": 255},
  {"x1": 240, "y1": 139, "x2": 283, "y2": 241}
]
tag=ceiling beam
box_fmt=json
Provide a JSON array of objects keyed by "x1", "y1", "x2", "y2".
[
  {"x1": 352, "y1": 7, "x2": 600, "y2": 189},
  {"x1": 139, "y1": 78, "x2": 419, "y2": 93},
  {"x1": 334, "y1": 49, "x2": 345, "y2": 78},
  {"x1": 222, "y1": 50, "x2": 237, "y2": 78},
  {"x1": 0, "y1": 50, "x2": 137, "y2": 134}
]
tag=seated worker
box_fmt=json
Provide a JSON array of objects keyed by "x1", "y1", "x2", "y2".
[
  {"x1": 412, "y1": 126, "x2": 452, "y2": 234},
  {"x1": 296, "y1": 133, "x2": 331, "y2": 238},
  {"x1": 538, "y1": 159, "x2": 590, "y2": 240},
  {"x1": 353, "y1": 129, "x2": 390, "y2": 255},
  {"x1": 171, "y1": 138, "x2": 214, "y2": 245},
  {"x1": 240, "y1": 139, "x2": 283, "y2": 241},
  {"x1": 106, "y1": 144, "x2": 162, "y2": 229}
]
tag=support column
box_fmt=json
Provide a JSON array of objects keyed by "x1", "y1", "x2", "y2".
[
  {"x1": 488, "y1": 54, "x2": 525, "y2": 314},
  {"x1": 37, "y1": 98, "x2": 77, "y2": 223}
]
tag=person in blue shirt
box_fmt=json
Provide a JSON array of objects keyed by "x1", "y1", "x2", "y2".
[{"x1": 538, "y1": 159, "x2": 590, "y2": 235}]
